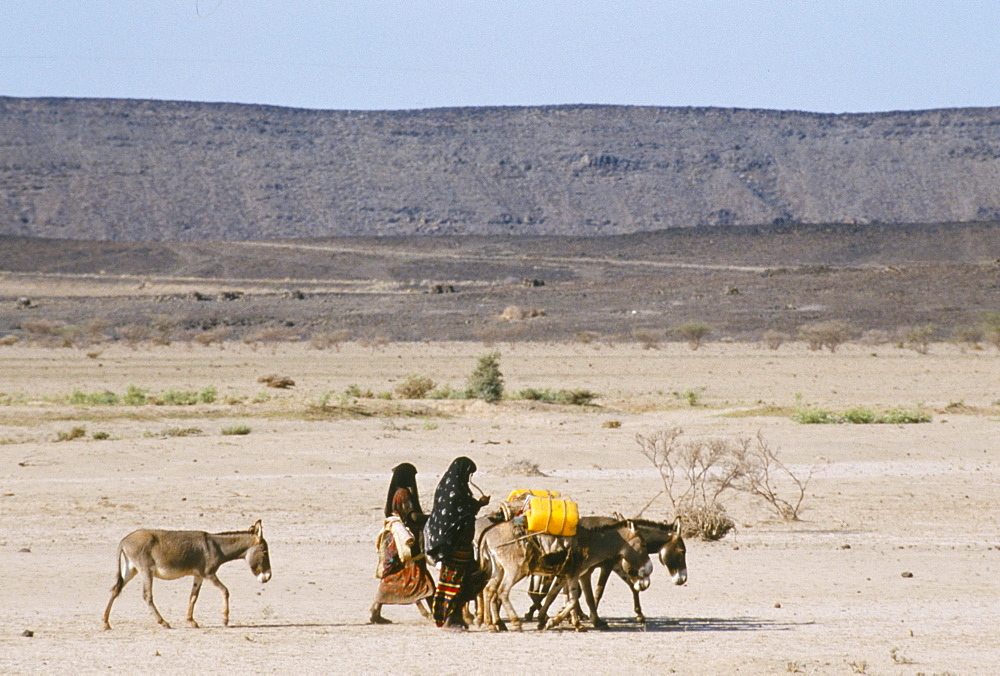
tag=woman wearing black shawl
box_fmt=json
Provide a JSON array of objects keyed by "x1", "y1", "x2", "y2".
[
  {"x1": 370, "y1": 462, "x2": 435, "y2": 624},
  {"x1": 424, "y1": 456, "x2": 490, "y2": 629}
]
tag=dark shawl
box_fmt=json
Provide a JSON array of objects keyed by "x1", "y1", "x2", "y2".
[
  {"x1": 384, "y1": 462, "x2": 421, "y2": 519},
  {"x1": 423, "y1": 456, "x2": 481, "y2": 560}
]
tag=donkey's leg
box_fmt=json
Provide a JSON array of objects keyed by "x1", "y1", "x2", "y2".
[
  {"x1": 139, "y1": 569, "x2": 170, "y2": 628},
  {"x1": 543, "y1": 578, "x2": 579, "y2": 631},
  {"x1": 416, "y1": 599, "x2": 433, "y2": 620},
  {"x1": 524, "y1": 575, "x2": 552, "y2": 622},
  {"x1": 632, "y1": 587, "x2": 646, "y2": 623},
  {"x1": 102, "y1": 560, "x2": 137, "y2": 630},
  {"x1": 581, "y1": 573, "x2": 607, "y2": 629},
  {"x1": 206, "y1": 573, "x2": 230, "y2": 626},
  {"x1": 186, "y1": 576, "x2": 204, "y2": 627},
  {"x1": 593, "y1": 564, "x2": 614, "y2": 606},
  {"x1": 538, "y1": 578, "x2": 568, "y2": 630},
  {"x1": 497, "y1": 572, "x2": 523, "y2": 631}
]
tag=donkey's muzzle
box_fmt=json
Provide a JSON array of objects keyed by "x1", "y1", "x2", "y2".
[{"x1": 258, "y1": 571, "x2": 272, "y2": 583}]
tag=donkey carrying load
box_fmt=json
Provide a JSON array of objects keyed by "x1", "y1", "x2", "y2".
[
  {"x1": 477, "y1": 517, "x2": 652, "y2": 631},
  {"x1": 524, "y1": 515, "x2": 687, "y2": 626},
  {"x1": 103, "y1": 520, "x2": 272, "y2": 630}
]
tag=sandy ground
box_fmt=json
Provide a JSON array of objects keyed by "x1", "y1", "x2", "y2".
[{"x1": 1, "y1": 341, "x2": 998, "y2": 675}]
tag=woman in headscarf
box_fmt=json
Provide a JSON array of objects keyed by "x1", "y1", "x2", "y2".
[
  {"x1": 370, "y1": 462, "x2": 436, "y2": 624},
  {"x1": 424, "y1": 456, "x2": 491, "y2": 629}
]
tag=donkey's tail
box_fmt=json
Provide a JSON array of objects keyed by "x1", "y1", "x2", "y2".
[{"x1": 110, "y1": 547, "x2": 129, "y2": 593}]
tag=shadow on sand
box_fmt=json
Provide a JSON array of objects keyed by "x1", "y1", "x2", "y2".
[{"x1": 548, "y1": 615, "x2": 807, "y2": 633}]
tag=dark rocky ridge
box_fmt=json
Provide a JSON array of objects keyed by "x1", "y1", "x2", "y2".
[{"x1": 3, "y1": 97, "x2": 1000, "y2": 241}]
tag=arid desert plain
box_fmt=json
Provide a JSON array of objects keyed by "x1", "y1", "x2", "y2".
[{"x1": 1, "y1": 341, "x2": 998, "y2": 674}]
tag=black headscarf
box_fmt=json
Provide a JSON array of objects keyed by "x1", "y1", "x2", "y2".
[
  {"x1": 424, "y1": 457, "x2": 481, "y2": 560},
  {"x1": 384, "y1": 462, "x2": 421, "y2": 518}
]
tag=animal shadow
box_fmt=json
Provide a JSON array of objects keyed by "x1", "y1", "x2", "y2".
[{"x1": 598, "y1": 616, "x2": 805, "y2": 633}]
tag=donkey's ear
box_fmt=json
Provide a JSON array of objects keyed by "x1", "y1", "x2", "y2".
[
  {"x1": 251, "y1": 520, "x2": 263, "y2": 537},
  {"x1": 672, "y1": 516, "x2": 682, "y2": 534}
]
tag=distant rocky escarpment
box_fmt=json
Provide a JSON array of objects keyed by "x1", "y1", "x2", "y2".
[{"x1": 2, "y1": 97, "x2": 999, "y2": 241}]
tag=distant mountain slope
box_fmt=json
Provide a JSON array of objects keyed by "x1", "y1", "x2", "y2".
[{"x1": 2, "y1": 97, "x2": 999, "y2": 241}]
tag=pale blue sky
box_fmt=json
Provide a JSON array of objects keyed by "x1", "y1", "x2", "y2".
[{"x1": 1, "y1": 1, "x2": 998, "y2": 113}]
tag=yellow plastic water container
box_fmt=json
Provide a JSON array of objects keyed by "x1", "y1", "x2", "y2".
[
  {"x1": 506, "y1": 488, "x2": 561, "y2": 502},
  {"x1": 524, "y1": 495, "x2": 579, "y2": 537}
]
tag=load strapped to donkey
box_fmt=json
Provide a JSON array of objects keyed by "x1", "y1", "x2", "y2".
[{"x1": 499, "y1": 489, "x2": 579, "y2": 537}]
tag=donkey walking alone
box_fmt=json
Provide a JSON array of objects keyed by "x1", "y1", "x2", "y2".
[{"x1": 103, "y1": 520, "x2": 272, "y2": 630}]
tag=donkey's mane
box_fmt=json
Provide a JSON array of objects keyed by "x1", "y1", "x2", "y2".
[
  {"x1": 213, "y1": 529, "x2": 253, "y2": 536},
  {"x1": 628, "y1": 518, "x2": 677, "y2": 532},
  {"x1": 585, "y1": 519, "x2": 638, "y2": 533}
]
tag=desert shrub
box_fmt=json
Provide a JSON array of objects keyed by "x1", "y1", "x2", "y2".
[
  {"x1": 221, "y1": 424, "x2": 251, "y2": 436},
  {"x1": 574, "y1": 331, "x2": 599, "y2": 344},
  {"x1": 395, "y1": 375, "x2": 436, "y2": 399},
  {"x1": 953, "y1": 324, "x2": 983, "y2": 347},
  {"x1": 0, "y1": 334, "x2": 21, "y2": 346},
  {"x1": 360, "y1": 335, "x2": 390, "y2": 353},
  {"x1": 122, "y1": 385, "x2": 148, "y2": 406},
  {"x1": 675, "y1": 321, "x2": 712, "y2": 350},
  {"x1": 841, "y1": 407, "x2": 877, "y2": 424},
  {"x1": 676, "y1": 388, "x2": 704, "y2": 407},
  {"x1": 798, "y1": 320, "x2": 852, "y2": 352},
  {"x1": 54, "y1": 426, "x2": 87, "y2": 442},
  {"x1": 258, "y1": 374, "x2": 295, "y2": 389},
  {"x1": 636, "y1": 428, "x2": 810, "y2": 536},
  {"x1": 159, "y1": 427, "x2": 203, "y2": 437},
  {"x1": 116, "y1": 324, "x2": 150, "y2": 348},
  {"x1": 92, "y1": 431, "x2": 111, "y2": 440},
  {"x1": 903, "y1": 324, "x2": 935, "y2": 354},
  {"x1": 981, "y1": 312, "x2": 1000, "y2": 351},
  {"x1": 310, "y1": 329, "x2": 351, "y2": 351},
  {"x1": 466, "y1": 351, "x2": 504, "y2": 402},
  {"x1": 426, "y1": 384, "x2": 465, "y2": 400},
  {"x1": 632, "y1": 328, "x2": 662, "y2": 350},
  {"x1": 879, "y1": 408, "x2": 933, "y2": 424},
  {"x1": 762, "y1": 330, "x2": 788, "y2": 350},
  {"x1": 499, "y1": 305, "x2": 545, "y2": 321},
  {"x1": 793, "y1": 406, "x2": 930, "y2": 424},
  {"x1": 22, "y1": 319, "x2": 74, "y2": 347},
  {"x1": 69, "y1": 389, "x2": 120, "y2": 405},
  {"x1": 252, "y1": 326, "x2": 300, "y2": 344},
  {"x1": 344, "y1": 384, "x2": 374, "y2": 399},
  {"x1": 516, "y1": 388, "x2": 597, "y2": 405},
  {"x1": 858, "y1": 329, "x2": 892, "y2": 346},
  {"x1": 156, "y1": 387, "x2": 217, "y2": 405},
  {"x1": 193, "y1": 326, "x2": 231, "y2": 347}
]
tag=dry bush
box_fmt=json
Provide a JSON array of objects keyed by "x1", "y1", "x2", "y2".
[
  {"x1": 798, "y1": 320, "x2": 852, "y2": 352},
  {"x1": 952, "y1": 324, "x2": 983, "y2": 347},
  {"x1": 193, "y1": 326, "x2": 232, "y2": 347},
  {"x1": 21, "y1": 319, "x2": 69, "y2": 347},
  {"x1": 858, "y1": 329, "x2": 892, "y2": 346},
  {"x1": 360, "y1": 335, "x2": 390, "y2": 353},
  {"x1": 903, "y1": 324, "x2": 936, "y2": 354},
  {"x1": 499, "y1": 305, "x2": 545, "y2": 321},
  {"x1": 0, "y1": 334, "x2": 21, "y2": 347},
  {"x1": 492, "y1": 459, "x2": 548, "y2": 478},
  {"x1": 258, "y1": 374, "x2": 295, "y2": 389},
  {"x1": 762, "y1": 330, "x2": 788, "y2": 350},
  {"x1": 394, "y1": 375, "x2": 436, "y2": 399},
  {"x1": 116, "y1": 324, "x2": 150, "y2": 348},
  {"x1": 636, "y1": 428, "x2": 809, "y2": 539},
  {"x1": 310, "y1": 329, "x2": 351, "y2": 351},
  {"x1": 981, "y1": 312, "x2": 1000, "y2": 351},
  {"x1": 256, "y1": 326, "x2": 301, "y2": 343},
  {"x1": 674, "y1": 321, "x2": 712, "y2": 350},
  {"x1": 632, "y1": 328, "x2": 663, "y2": 350}
]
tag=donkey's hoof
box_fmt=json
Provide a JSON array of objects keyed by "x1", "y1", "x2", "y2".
[
  {"x1": 592, "y1": 618, "x2": 609, "y2": 630},
  {"x1": 187, "y1": 619, "x2": 200, "y2": 628}
]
